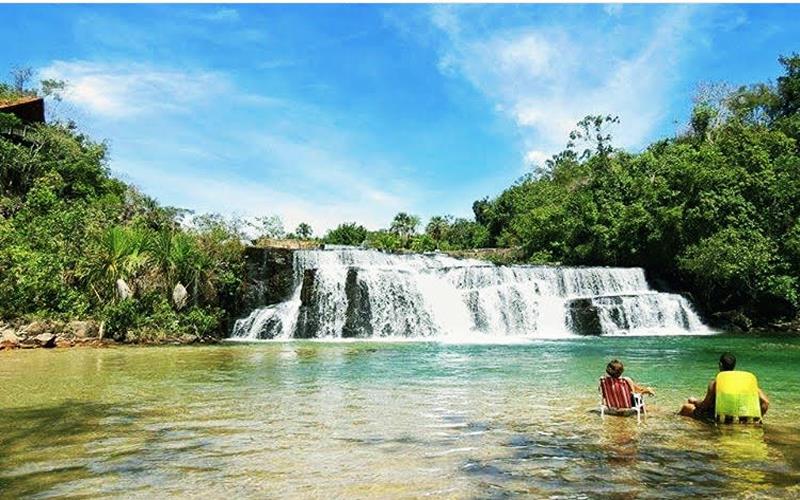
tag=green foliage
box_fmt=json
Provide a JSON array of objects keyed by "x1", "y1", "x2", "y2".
[
  {"x1": 0, "y1": 117, "x2": 245, "y2": 340},
  {"x1": 0, "y1": 112, "x2": 22, "y2": 132},
  {"x1": 389, "y1": 212, "x2": 420, "y2": 247},
  {"x1": 365, "y1": 230, "x2": 401, "y2": 251},
  {"x1": 324, "y1": 222, "x2": 367, "y2": 246},
  {"x1": 410, "y1": 234, "x2": 437, "y2": 253},
  {"x1": 251, "y1": 214, "x2": 285, "y2": 239},
  {"x1": 474, "y1": 54, "x2": 800, "y2": 324},
  {"x1": 295, "y1": 222, "x2": 313, "y2": 239}
]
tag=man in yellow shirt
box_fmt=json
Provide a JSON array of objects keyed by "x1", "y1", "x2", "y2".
[{"x1": 679, "y1": 352, "x2": 769, "y2": 421}]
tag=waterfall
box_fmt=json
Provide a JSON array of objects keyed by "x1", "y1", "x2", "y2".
[{"x1": 231, "y1": 249, "x2": 711, "y2": 340}]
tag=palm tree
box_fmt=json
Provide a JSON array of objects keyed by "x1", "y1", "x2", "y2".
[
  {"x1": 87, "y1": 226, "x2": 148, "y2": 301},
  {"x1": 425, "y1": 215, "x2": 452, "y2": 243},
  {"x1": 390, "y1": 212, "x2": 420, "y2": 248}
]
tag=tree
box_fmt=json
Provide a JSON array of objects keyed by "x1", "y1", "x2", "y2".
[
  {"x1": 11, "y1": 67, "x2": 33, "y2": 92},
  {"x1": 425, "y1": 215, "x2": 452, "y2": 242},
  {"x1": 567, "y1": 115, "x2": 620, "y2": 162},
  {"x1": 324, "y1": 222, "x2": 367, "y2": 246},
  {"x1": 389, "y1": 212, "x2": 420, "y2": 247},
  {"x1": 295, "y1": 222, "x2": 313, "y2": 239},
  {"x1": 87, "y1": 227, "x2": 149, "y2": 300},
  {"x1": 252, "y1": 215, "x2": 285, "y2": 239},
  {"x1": 774, "y1": 53, "x2": 800, "y2": 118},
  {"x1": 365, "y1": 230, "x2": 401, "y2": 251}
]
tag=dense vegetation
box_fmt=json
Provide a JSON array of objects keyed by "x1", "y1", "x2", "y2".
[
  {"x1": 323, "y1": 54, "x2": 800, "y2": 328},
  {"x1": 323, "y1": 213, "x2": 488, "y2": 253},
  {"x1": 470, "y1": 54, "x2": 800, "y2": 327},
  {"x1": 1, "y1": 84, "x2": 246, "y2": 341}
]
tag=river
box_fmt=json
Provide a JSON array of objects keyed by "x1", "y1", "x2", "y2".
[{"x1": 1, "y1": 334, "x2": 798, "y2": 498}]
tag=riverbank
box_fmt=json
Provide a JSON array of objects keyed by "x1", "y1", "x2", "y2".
[{"x1": 0, "y1": 319, "x2": 218, "y2": 350}]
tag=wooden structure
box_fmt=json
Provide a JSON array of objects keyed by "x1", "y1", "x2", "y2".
[{"x1": 0, "y1": 97, "x2": 45, "y2": 124}]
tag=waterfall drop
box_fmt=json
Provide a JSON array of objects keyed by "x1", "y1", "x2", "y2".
[{"x1": 231, "y1": 249, "x2": 711, "y2": 340}]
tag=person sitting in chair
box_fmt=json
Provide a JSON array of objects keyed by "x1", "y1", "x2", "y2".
[
  {"x1": 679, "y1": 352, "x2": 769, "y2": 423},
  {"x1": 598, "y1": 359, "x2": 654, "y2": 422},
  {"x1": 603, "y1": 359, "x2": 655, "y2": 401}
]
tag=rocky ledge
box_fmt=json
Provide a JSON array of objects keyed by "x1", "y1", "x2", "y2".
[{"x1": 0, "y1": 320, "x2": 111, "y2": 350}]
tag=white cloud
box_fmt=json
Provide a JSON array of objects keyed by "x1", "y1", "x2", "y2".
[
  {"x1": 39, "y1": 61, "x2": 231, "y2": 119},
  {"x1": 199, "y1": 8, "x2": 240, "y2": 23},
  {"x1": 431, "y1": 5, "x2": 698, "y2": 161},
  {"x1": 524, "y1": 149, "x2": 550, "y2": 167},
  {"x1": 38, "y1": 59, "x2": 424, "y2": 233},
  {"x1": 603, "y1": 4, "x2": 624, "y2": 17}
]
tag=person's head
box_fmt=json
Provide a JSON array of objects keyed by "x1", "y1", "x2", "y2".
[
  {"x1": 606, "y1": 359, "x2": 624, "y2": 378},
  {"x1": 719, "y1": 352, "x2": 736, "y2": 371}
]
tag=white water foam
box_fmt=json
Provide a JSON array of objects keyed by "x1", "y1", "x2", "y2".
[{"x1": 231, "y1": 249, "x2": 711, "y2": 341}]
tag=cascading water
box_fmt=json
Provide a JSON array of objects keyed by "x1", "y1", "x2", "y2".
[{"x1": 231, "y1": 249, "x2": 711, "y2": 340}]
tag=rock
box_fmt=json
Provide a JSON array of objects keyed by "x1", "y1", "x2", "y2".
[
  {"x1": 295, "y1": 269, "x2": 321, "y2": 339},
  {"x1": 66, "y1": 320, "x2": 99, "y2": 339},
  {"x1": 343, "y1": 267, "x2": 372, "y2": 338},
  {"x1": 33, "y1": 332, "x2": 56, "y2": 348},
  {"x1": 0, "y1": 330, "x2": 20, "y2": 349},
  {"x1": 713, "y1": 310, "x2": 752, "y2": 332},
  {"x1": 21, "y1": 320, "x2": 53, "y2": 337},
  {"x1": 466, "y1": 290, "x2": 490, "y2": 332},
  {"x1": 172, "y1": 283, "x2": 188, "y2": 310},
  {"x1": 116, "y1": 279, "x2": 132, "y2": 300},
  {"x1": 56, "y1": 338, "x2": 74, "y2": 348},
  {"x1": 566, "y1": 298, "x2": 603, "y2": 336},
  {"x1": 241, "y1": 247, "x2": 297, "y2": 311},
  {"x1": 179, "y1": 333, "x2": 198, "y2": 344}
]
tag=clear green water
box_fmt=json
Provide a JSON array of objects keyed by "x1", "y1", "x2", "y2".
[{"x1": 1, "y1": 334, "x2": 799, "y2": 498}]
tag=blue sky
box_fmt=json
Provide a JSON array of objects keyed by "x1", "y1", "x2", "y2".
[{"x1": 2, "y1": 4, "x2": 799, "y2": 234}]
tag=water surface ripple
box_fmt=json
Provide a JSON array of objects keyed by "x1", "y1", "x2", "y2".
[{"x1": 1, "y1": 335, "x2": 799, "y2": 498}]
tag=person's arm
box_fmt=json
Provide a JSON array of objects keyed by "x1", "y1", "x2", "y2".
[
  {"x1": 625, "y1": 378, "x2": 655, "y2": 396},
  {"x1": 759, "y1": 388, "x2": 769, "y2": 416},
  {"x1": 694, "y1": 380, "x2": 716, "y2": 412}
]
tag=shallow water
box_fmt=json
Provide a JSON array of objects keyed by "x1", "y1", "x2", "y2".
[{"x1": 2, "y1": 334, "x2": 799, "y2": 498}]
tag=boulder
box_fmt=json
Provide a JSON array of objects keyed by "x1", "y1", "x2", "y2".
[
  {"x1": 712, "y1": 310, "x2": 752, "y2": 332},
  {"x1": 172, "y1": 283, "x2": 188, "y2": 310},
  {"x1": 0, "y1": 330, "x2": 20, "y2": 349},
  {"x1": 21, "y1": 320, "x2": 54, "y2": 337},
  {"x1": 56, "y1": 338, "x2": 74, "y2": 348},
  {"x1": 33, "y1": 332, "x2": 57, "y2": 348},
  {"x1": 566, "y1": 298, "x2": 603, "y2": 336},
  {"x1": 116, "y1": 279, "x2": 132, "y2": 300},
  {"x1": 241, "y1": 247, "x2": 297, "y2": 310},
  {"x1": 179, "y1": 333, "x2": 198, "y2": 344},
  {"x1": 66, "y1": 320, "x2": 100, "y2": 339},
  {"x1": 343, "y1": 267, "x2": 372, "y2": 338},
  {"x1": 295, "y1": 269, "x2": 320, "y2": 339}
]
